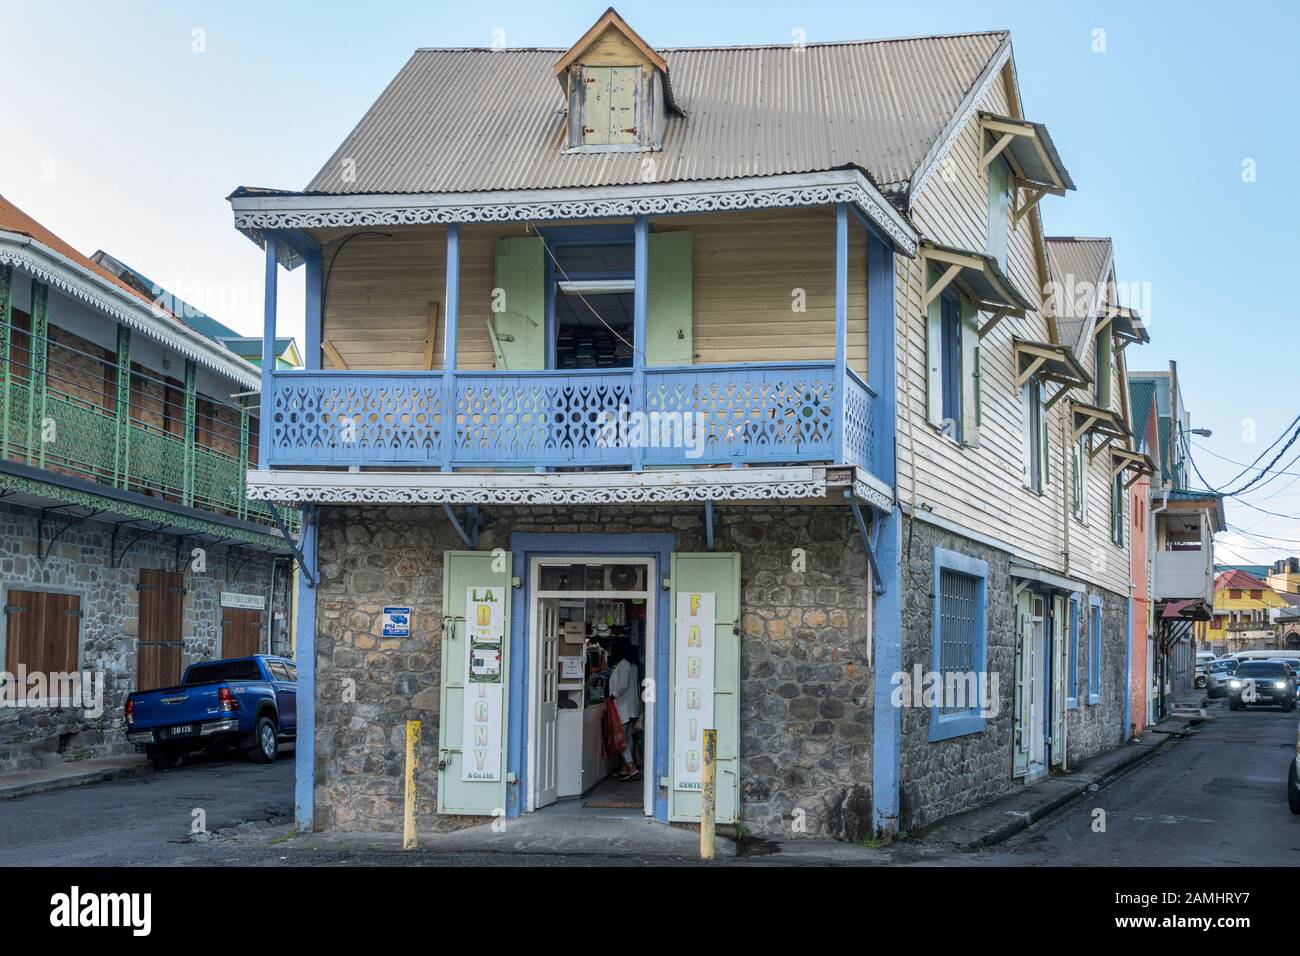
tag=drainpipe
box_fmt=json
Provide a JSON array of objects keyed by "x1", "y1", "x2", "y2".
[{"x1": 268, "y1": 557, "x2": 292, "y2": 655}]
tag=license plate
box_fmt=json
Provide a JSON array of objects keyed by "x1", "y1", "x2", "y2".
[{"x1": 167, "y1": 724, "x2": 195, "y2": 738}]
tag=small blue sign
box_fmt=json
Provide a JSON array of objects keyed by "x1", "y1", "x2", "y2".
[{"x1": 382, "y1": 606, "x2": 411, "y2": 638}]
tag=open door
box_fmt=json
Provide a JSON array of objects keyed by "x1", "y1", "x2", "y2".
[
  {"x1": 1012, "y1": 588, "x2": 1033, "y2": 778},
  {"x1": 668, "y1": 552, "x2": 740, "y2": 824},
  {"x1": 437, "y1": 551, "x2": 511, "y2": 816},
  {"x1": 534, "y1": 598, "x2": 561, "y2": 809}
]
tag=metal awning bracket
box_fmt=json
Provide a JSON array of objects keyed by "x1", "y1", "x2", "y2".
[{"x1": 844, "y1": 490, "x2": 884, "y2": 595}]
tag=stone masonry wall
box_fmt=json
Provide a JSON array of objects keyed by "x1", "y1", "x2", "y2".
[
  {"x1": 1065, "y1": 587, "x2": 1129, "y2": 765},
  {"x1": 897, "y1": 517, "x2": 1017, "y2": 831},
  {"x1": 0, "y1": 502, "x2": 287, "y2": 772},
  {"x1": 312, "y1": 503, "x2": 874, "y2": 840}
]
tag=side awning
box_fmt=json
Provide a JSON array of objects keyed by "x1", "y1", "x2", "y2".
[
  {"x1": 921, "y1": 242, "x2": 1036, "y2": 338},
  {"x1": 1013, "y1": 340, "x2": 1091, "y2": 407},
  {"x1": 1095, "y1": 304, "x2": 1150, "y2": 347},
  {"x1": 979, "y1": 112, "x2": 1076, "y2": 223},
  {"x1": 1111, "y1": 447, "x2": 1156, "y2": 488},
  {"x1": 1071, "y1": 402, "x2": 1131, "y2": 459}
]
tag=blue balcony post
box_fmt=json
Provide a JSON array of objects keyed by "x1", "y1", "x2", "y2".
[
  {"x1": 261, "y1": 237, "x2": 278, "y2": 464},
  {"x1": 834, "y1": 204, "x2": 849, "y2": 465},
  {"x1": 632, "y1": 215, "x2": 649, "y2": 471},
  {"x1": 865, "y1": 225, "x2": 901, "y2": 836},
  {"x1": 304, "y1": 244, "x2": 322, "y2": 371},
  {"x1": 442, "y1": 223, "x2": 460, "y2": 471}
]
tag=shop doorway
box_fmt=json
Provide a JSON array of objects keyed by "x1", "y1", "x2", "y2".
[{"x1": 526, "y1": 556, "x2": 655, "y2": 816}]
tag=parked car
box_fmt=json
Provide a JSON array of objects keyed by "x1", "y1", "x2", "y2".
[
  {"x1": 1290, "y1": 722, "x2": 1300, "y2": 815},
  {"x1": 1205, "y1": 658, "x2": 1238, "y2": 698},
  {"x1": 1270, "y1": 659, "x2": 1300, "y2": 703},
  {"x1": 125, "y1": 655, "x2": 297, "y2": 769},
  {"x1": 1194, "y1": 651, "x2": 1215, "y2": 688},
  {"x1": 1227, "y1": 660, "x2": 1297, "y2": 712}
]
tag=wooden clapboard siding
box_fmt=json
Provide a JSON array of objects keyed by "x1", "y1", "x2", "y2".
[
  {"x1": 312, "y1": 208, "x2": 866, "y2": 375},
  {"x1": 137, "y1": 568, "x2": 184, "y2": 691},
  {"x1": 220, "y1": 607, "x2": 262, "y2": 658},
  {"x1": 3, "y1": 590, "x2": 80, "y2": 674},
  {"x1": 896, "y1": 64, "x2": 1129, "y2": 598},
  {"x1": 660, "y1": 208, "x2": 867, "y2": 375}
]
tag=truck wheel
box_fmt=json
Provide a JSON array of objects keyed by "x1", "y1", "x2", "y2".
[
  {"x1": 248, "y1": 715, "x2": 278, "y2": 764},
  {"x1": 150, "y1": 750, "x2": 184, "y2": 771}
]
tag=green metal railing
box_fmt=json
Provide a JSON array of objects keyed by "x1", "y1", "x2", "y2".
[{"x1": 0, "y1": 269, "x2": 285, "y2": 531}]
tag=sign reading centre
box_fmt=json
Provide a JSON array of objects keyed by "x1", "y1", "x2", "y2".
[
  {"x1": 673, "y1": 591, "x2": 715, "y2": 791},
  {"x1": 462, "y1": 586, "x2": 505, "y2": 782}
]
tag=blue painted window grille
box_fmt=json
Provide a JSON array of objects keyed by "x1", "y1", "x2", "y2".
[
  {"x1": 929, "y1": 547, "x2": 989, "y2": 741},
  {"x1": 1088, "y1": 597, "x2": 1103, "y2": 705}
]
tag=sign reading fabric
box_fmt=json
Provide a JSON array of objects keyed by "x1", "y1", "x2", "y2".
[
  {"x1": 462, "y1": 587, "x2": 505, "y2": 782},
  {"x1": 382, "y1": 606, "x2": 411, "y2": 638},
  {"x1": 673, "y1": 591, "x2": 715, "y2": 791},
  {"x1": 220, "y1": 592, "x2": 265, "y2": 610}
]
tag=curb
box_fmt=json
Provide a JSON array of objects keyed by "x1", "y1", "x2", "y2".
[
  {"x1": 954, "y1": 731, "x2": 1179, "y2": 852},
  {"x1": 0, "y1": 761, "x2": 152, "y2": 801}
]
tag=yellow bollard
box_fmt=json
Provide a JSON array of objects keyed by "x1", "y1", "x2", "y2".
[
  {"x1": 700, "y1": 728, "x2": 716, "y2": 861},
  {"x1": 403, "y1": 719, "x2": 421, "y2": 850}
]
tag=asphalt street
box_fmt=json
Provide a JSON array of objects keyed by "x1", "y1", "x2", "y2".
[{"x1": 0, "y1": 699, "x2": 1295, "y2": 866}]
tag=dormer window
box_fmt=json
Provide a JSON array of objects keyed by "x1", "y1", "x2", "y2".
[{"x1": 555, "y1": 8, "x2": 679, "y2": 153}]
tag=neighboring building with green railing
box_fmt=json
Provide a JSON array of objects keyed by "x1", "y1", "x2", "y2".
[{"x1": 0, "y1": 194, "x2": 296, "y2": 773}]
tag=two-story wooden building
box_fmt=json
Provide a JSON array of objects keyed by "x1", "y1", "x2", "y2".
[
  {"x1": 233, "y1": 11, "x2": 1151, "y2": 839},
  {"x1": 0, "y1": 195, "x2": 295, "y2": 772}
]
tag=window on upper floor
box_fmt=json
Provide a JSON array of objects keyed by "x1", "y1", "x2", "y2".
[
  {"x1": 1250, "y1": 588, "x2": 1263, "y2": 600},
  {"x1": 575, "y1": 66, "x2": 643, "y2": 150},
  {"x1": 1071, "y1": 435, "x2": 1089, "y2": 521},
  {"x1": 1094, "y1": 326, "x2": 1114, "y2": 408},
  {"x1": 986, "y1": 155, "x2": 1012, "y2": 270},
  {"x1": 1021, "y1": 379, "x2": 1049, "y2": 493},
  {"x1": 925, "y1": 280, "x2": 980, "y2": 447},
  {"x1": 1111, "y1": 472, "x2": 1125, "y2": 546}
]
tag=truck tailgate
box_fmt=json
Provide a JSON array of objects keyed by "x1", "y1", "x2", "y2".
[{"x1": 130, "y1": 683, "x2": 224, "y2": 730}]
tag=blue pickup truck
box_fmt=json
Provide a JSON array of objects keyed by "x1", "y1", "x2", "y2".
[{"x1": 125, "y1": 655, "x2": 297, "y2": 769}]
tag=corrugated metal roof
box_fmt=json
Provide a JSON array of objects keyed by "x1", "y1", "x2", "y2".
[
  {"x1": 1129, "y1": 378, "x2": 1157, "y2": 447},
  {"x1": 304, "y1": 33, "x2": 1007, "y2": 198},
  {"x1": 219, "y1": 336, "x2": 294, "y2": 358},
  {"x1": 1045, "y1": 236, "x2": 1111, "y2": 352}
]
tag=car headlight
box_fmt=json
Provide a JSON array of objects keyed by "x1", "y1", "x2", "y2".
[
  {"x1": 1275, "y1": 681, "x2": 1288, "y2": 690},
  {"x1": 1230, "y1": 680, "x2": 1241, "y2": 688}
]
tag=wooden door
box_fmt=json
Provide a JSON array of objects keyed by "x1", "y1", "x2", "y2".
[
  {"x1": 221, "y1": 607, "x2": 262, "y2": 658},
  {"x1": 137, "y1": 569, "x2": 185, "y2": 690},
  {"x1": 534, "y1": 598, "x2": 560, "y2": 809},
  {"x1": 3, "y1": 590, "x2": 80, "y2": 673}
]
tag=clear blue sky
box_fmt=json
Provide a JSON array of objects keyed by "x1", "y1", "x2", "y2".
[{"x1": 2, "y1": 0, "x2": 1296, "y2": 561}]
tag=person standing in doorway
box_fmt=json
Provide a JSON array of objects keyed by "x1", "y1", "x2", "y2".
[{"x1": 608, "y1": 638, "x2": 641, "y2": 781}]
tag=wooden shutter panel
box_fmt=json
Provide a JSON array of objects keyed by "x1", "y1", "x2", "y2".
[
  {"x1": 960, "y1": 297, "x2": 980, "y2": 447},
  {"x1": 492, "y1": 237, "x2": 546, "y2": 370},
  {"x1": 646, "y1": 231, "x2": 693, "y2": 367},
  {"x1": 668, "y1": 552, "x2": 741, "y2": 824},
  {"x1": 4, "y1": 590, "x2": 40, "y2": 671},
  {"x1": 924, "y1": 273, "x2": 944, "y2": 428},
  {"x1": 607, "y1": 66, "x2": 639, "y2": 145},
  {"x1": 986, "y1": 156, "x2": 1011, "y2": 268},
  {"x1": 581, "y1": 67, "x2": 612, "y2": 146}
]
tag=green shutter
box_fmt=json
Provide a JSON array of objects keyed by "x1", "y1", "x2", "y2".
[
  {"x1": 1095, "y1": 329, "x2": 1113, "y2": 409},
  {"x1": 646, "y1": 231, "x2": 693, "y2": 367},
  {"x1": 581, "y1": 67, "x2": 612, "y2": 146},
  {"x1": 1039, "y1": 382, "x2": 1051, "y2": 487},
  {"x1": 493, "y1": 237, "x2": 545, "y2": 370},
  {"x1": 581, "y1": 65, "x2": 640, "y2": 147},
  {"x1": 986, "y1": 155, "x2": 1010, "y2": 268},
  {"x1": 924, "y1": 274, "x2": 944, "y2": 428},
  {"x1": 437, "y1": 550, "x2": 512, "y2": 816},
  {"x1": 668, "y1": 552, "x2": 740, "y2": 824},
  {"x1": 608, "y1": 67, "x2": 639, "y2": 145},
  {"x1": 960, "y1": 298, "x2": 980, "y2": 447}
]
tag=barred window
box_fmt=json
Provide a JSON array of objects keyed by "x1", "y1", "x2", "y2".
[{"x1": 938, "y1": 567, "x2": 979, "y2": 715}]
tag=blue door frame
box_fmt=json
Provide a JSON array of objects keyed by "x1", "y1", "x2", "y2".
[{"x1": 507, "y1": 532, "x2": 676, "y2": 823}]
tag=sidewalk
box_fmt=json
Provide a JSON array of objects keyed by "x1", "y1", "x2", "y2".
[
  {"x1": 916, "y1": 702, "x2": 1208, "y2": 852},
  {"x1": 0, "y1": 755, "x2": 151, "y2": 800}
]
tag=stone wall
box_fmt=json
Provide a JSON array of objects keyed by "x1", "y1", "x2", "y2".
[
  {"x1": 0, "y1": 502, "x2": 288, "y2": 772},
  {"x1": 897, "y1": 517, "x2": 1017, "y2": 830},
  {"x1": 1065, "y1": 587, "x2": 1129, "y2": 764},
  {"x1": 311, "y1": 502, "x2": 875, "y2": 840}
]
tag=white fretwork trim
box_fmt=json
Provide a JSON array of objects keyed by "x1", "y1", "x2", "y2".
[
  {"x1": 907, "y1": 39, "x2": 1013, "y2": 205},
  {"x1": 244, "y1": 466, "x2": 830, "y2": 505},
  {"x1": 0, "y1": 238, "x2": 260, "y2": 390},
  {"x1": 851, "y1": 468, "x2": 895, "y2": 514},
  {"x1": 231, "y1": 170, "x2": 918, "y2": 260}
]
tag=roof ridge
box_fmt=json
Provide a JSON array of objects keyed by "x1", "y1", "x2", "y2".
[{"x1": 412, "y1": 30, "x2": 1010, "y2": 54}]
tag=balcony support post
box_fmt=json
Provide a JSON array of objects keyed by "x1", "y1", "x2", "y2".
[
  {"x1": 305, "y1": 244, "x2": 322, "y2": 372},
  {"x1": 238, "y1": 398, "x2": 250, "y2": 521},
  {"x1": 834, "y1": 205, "x2": 848, "y2": 467},
  {"x1": 27, "y1": 281, "x2": 49, "y2": 469},
  {"x1": 442, "y1": 223, "x2": 460, "y2": 471},
  {"x1": 112, "y1": 325, "x2": 132, "y2": 488},
  {"x1": 632, "y1": 215, "x2": 649, "y2": 471},
  {"x1": 261, "y1": 237, "x2": 279, "y2": 465},
  {"x1": 182, "y1": 359, "x2": 197, "y2": 507},
  {"x1": 0, "y1": 263, "x2": 11, "y2": 461}
]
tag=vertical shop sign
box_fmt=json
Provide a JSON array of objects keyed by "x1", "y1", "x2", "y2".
[
  {"x1": 463, "y1": 586, "x2": 505, "y2": 781},
  {"x1": 673, "y1": 591, "x2": 715, "y2": 791}
]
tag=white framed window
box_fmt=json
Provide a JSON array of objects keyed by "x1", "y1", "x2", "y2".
[{"x1": 1072, "y1": 435, "x2": 1089, "y2": 521}]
